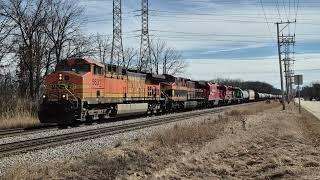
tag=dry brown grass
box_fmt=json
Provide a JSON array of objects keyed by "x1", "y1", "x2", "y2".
[
  {"x1": 6, "y1": 149, "x2": 151, "y2": 180},
  {"x1": 226, "y1": 101, "x2": 281, "y2": 116},
  {"x1": 5, "y1": 111, "x2": 249, "y2": 179},
  {"x1": 152, "y1": 115, "x2": 231, "y2": 146},
  {"x1": 6, "y1": 102, "x2": 290, "y2": 179},
  {"x1": 0, "y1": 97, "x2": 39, "y2": 129}
]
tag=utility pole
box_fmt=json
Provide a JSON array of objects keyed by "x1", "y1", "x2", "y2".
[
  {"x1": 294, "y1": 75, "x2": 303, "y2": 114},
  {"x1": 139, "y1": 0, "x2": 151, "y2": 73},
  {"x1": 276, "y1": 22, "x2": 286, "y2": 110},
  {"x1": 275, "y1": 21, "x2": 296, "y2": 110},
  {"x1": 111, "y1": 0, "x2": 124, "y2": 67}
]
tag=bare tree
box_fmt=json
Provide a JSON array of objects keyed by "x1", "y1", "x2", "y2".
[
  {"x1": 45, "y1": 0, "x2": 84, "y2": 64},
  {"x1": 0, "y1": 0, "x2": 49, "y2": 99},
  {"x1": 150, "y1": 39, "x2": 166, "y2": 74},
  {"x1": 122, "y1": 47, "x2": 138, "y2": 69},
  {"x1": 93, "y1": 34, "x2": 111, "y2": 64},
  {"x1": 0, "y1": 17, "x2": 14, "y2": 65},
  {"x1": 162, "y1": 47, "x2": 187, "y2": 75},
  {"x1": 0, "y1": 0, "x2": 85, "y2": 99},
  {"x1": 64, "y1": 33, "x2": 96, "y2": 58},
  {"x1": 149, "y1": 38, "x2": 187, "y2": 75}
]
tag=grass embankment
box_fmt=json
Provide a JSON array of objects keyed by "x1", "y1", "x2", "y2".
[
  {"x1": 0, "y1": 97, "x2": 39, "y2": 129},
  {"x1": 7, "y1": 101, "x2": 320, "y2": 179}
]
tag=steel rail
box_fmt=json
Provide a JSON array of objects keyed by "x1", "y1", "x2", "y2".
[
  {"x1": 0, "y1": 129, "x2": 24, "y2": 137},
  {"x1": 0, "y1": 125, "x2": 58, "y2": 139}
]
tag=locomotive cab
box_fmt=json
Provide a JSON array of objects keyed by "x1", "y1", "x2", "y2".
[{"x1": 39, "y1": 58, "x2": 104, "y2": 124}]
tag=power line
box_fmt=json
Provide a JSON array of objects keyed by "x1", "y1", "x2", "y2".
[
  {"x1": 259, "y1": 0, "x2": 277, "y2": 45},
  {"x1": 294, "y1": 0, "x2": 300, "y2": 20},
  {"x1": 276, "y1": 0, "x2": 283, "y2": 21},
  {"x1": 294, "y1": 0, "x2": 300, "y2": 34},
  {"x1": 282, "y1": 0, "x2": 289, "y2": 20}
]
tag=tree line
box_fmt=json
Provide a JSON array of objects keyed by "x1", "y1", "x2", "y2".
[
  {"x1": 300, "y1": 83, "x2": 320, "y2": 100},
  {"x1": 0, "y1": 0, "x2": 187, "y2": 100},
  {"x1": 211, "y1": 78, "x2": 282, "y2": 94}
]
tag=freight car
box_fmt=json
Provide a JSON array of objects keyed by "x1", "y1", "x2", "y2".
[
  {"x1": 242, "y1": 90, "x2": 249, "y2": 102},
  {"x1": 39, "y1": 58, "x2": 281, "y2": 125}
]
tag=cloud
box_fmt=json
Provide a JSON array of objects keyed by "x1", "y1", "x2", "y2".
[
  {"x1": 81, "y1": 0, "x2": 320, "y2": 53},
  {"x1": 79, "y1": 0, "x2": 319, "y2": 87},
  {"x1": 200, "y1": 43, "x2": 268, "y2": 54}
]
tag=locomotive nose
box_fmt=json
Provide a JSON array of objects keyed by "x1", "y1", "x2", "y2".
[{"x1": 44, "y1": 72, "x2": 83, "y2": 100}]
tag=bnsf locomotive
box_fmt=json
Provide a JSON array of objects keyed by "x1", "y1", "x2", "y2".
[{"x1": 39, "y1": 58, "x2": 280, "y2": 124}]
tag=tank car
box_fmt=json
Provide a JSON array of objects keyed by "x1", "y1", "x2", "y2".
[
  {"x1": 247, "y1": 90, "x2": 255, "y2": 101},
  {"x1": 242, "y1": 90, "x2": 249, "y2": 102}
]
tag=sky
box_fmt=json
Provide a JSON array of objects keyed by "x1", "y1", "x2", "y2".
[{"x1": 79, "y1": 0, "x2": 320, "y2": 88}]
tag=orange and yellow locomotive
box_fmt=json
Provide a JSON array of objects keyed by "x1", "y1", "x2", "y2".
[{"x1": 39, "y1": 58, "x2": 163, "y2": 124}]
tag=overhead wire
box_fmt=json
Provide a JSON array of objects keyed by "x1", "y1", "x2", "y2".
[
  {"x1": 294, "y1": 0, "x2": 300, "y2": 33},
  {"x1": 259, "y1": 0, "x2": 277, "y2": 46},
  {"x1": 275, "y1": 0, "x2": 283, "y2": 22},
  {"x1": 293, "y1": 0, "x2": 300, "y2": 64},
  {"x1": 282, "y1": 0, "x2": 289, "y2": 20},
  {"x1": 97, "y1": 0, "x2": 309, "y2": 59}
]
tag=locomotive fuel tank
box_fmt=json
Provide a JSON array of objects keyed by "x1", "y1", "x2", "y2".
[{"x1": 116, "y1": 103, "x2": 149, "y2": 116}]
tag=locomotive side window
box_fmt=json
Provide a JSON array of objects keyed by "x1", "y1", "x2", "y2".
[
  {"x1": 72, "y1": 64, "x2": 90, "y2": 74},
  {"x1": 122, "y1": 69, "x2": 127, "y2": 75},
  {"x1": 112, "y1": 65, "x2": 117, "y2": 73},
  {"x1": 94, "y1": 65, "x2": 103, "y2": 75},
  {"x1": 56, "y1": 63, "x2": 90, "y2": 74},
  {"x1": 56, "y1": 64, "x2": 68, "y2": 71},
  {"x1": 107, "y1": 64, "x2": 112, "y2": 72}
]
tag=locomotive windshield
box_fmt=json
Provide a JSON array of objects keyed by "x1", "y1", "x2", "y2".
[{"x1": 56, "y1": 64, "x2": 90, "y2": 74}]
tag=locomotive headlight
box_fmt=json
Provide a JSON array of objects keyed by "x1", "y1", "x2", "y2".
[{"x1": 59, "y1": 74, "x2": 63, "y2": 81}]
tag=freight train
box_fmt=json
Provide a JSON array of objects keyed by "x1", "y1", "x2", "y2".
[{"x1": 38, "y1": 58, "x2": 280, "y2": 125}]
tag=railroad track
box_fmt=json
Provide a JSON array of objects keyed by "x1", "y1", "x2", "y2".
[
  {"x1": 0, "y1": 102, "x2": 258, "y2": 139},
  {"x1": 0, "y1": 129, "x2": 25, "y2": 137},
  {"x1": 0, "y1": 102, "x2": 260, "y2": 158},
  {"x1": 0, "y1": 125, "x2": 58, "y2": 139}
]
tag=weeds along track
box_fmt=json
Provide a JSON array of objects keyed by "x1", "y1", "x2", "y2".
[{"x1": 0, "y1": 103, "x2": 258, "y2": 158}]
